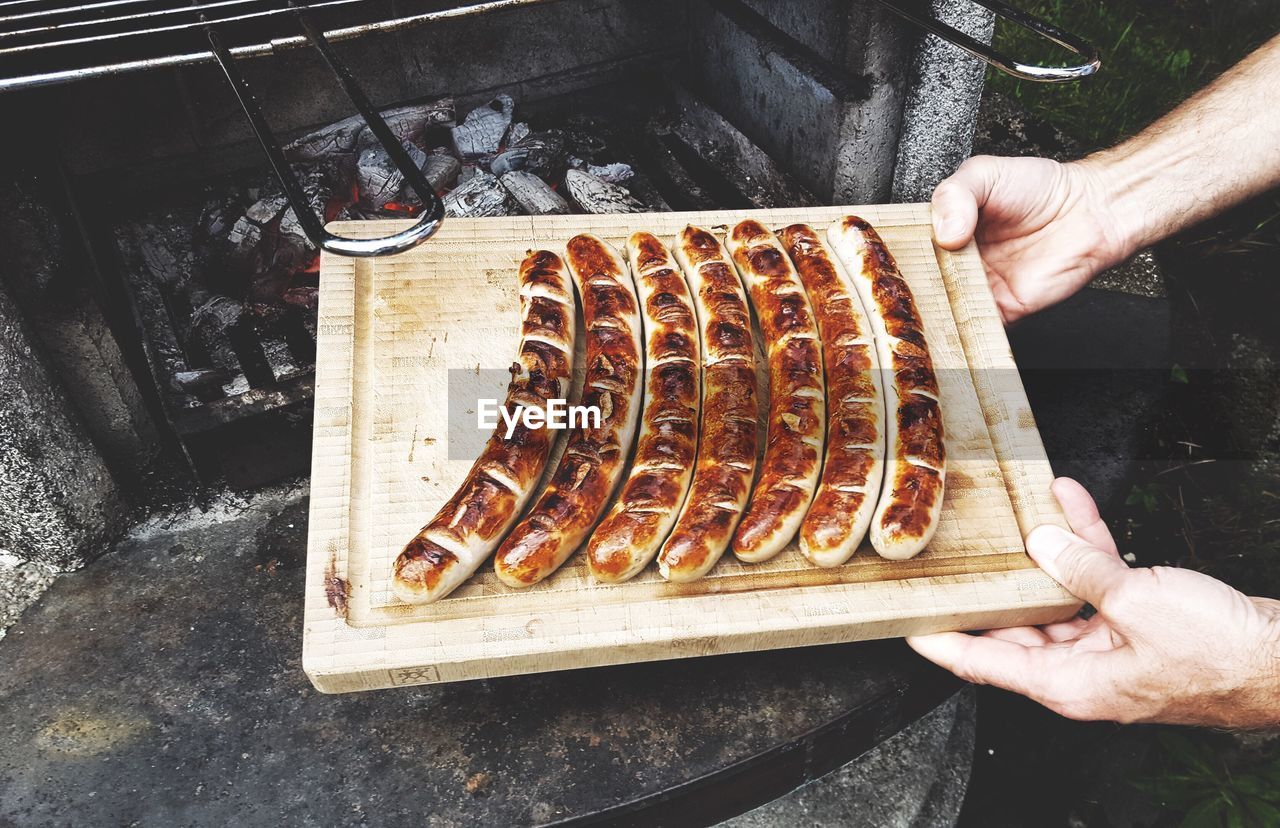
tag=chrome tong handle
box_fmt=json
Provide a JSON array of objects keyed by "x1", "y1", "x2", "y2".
[
  {"x1": 207, "y1": 19, "x2": 444, "y2": 258},
  {"x1": 873, "y1": 0, "x2": 1101, "y2": 83}
]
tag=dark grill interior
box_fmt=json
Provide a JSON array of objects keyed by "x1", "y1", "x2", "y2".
[
  {"x1": 82, "y1": 73, "x2": 817, "y2": 482},
  {"x1": 0, "y1": 0, "x2": 1020, "y2": 489}
]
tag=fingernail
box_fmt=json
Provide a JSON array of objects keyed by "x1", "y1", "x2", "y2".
[
  {"x1": 1026, "y1": 525, "x2": 1074, "y2": 559},
  {"x1": 932, "y1": 215, "x2": 955, "y2": 241},
  {"x1": 939, "y1": 217, "x2": 970, "y2": 245}
]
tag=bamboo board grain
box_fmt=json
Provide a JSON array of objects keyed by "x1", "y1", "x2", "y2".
[{"x1": 303, "y1": 204, "x2": 1079, "y2": 693}]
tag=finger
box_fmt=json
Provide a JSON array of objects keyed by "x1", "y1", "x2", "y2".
[
  {"x1": 930, "y1": 157, "x2": 998, "y2": 250},
  {"x1": 1051, "y1": 477, "x2": 1120, "y2": 557},
  {"x1": 906, "y1": 631, "x2": 1064, "y2": 698},
  {"x1": 1025, "y1": 525, "x2": 1130, "y2": 608},
  {"x1": 987, "y1": 276, "x2": 1028, "y2": 325},
  {"x1": 1041, "y1": 617, "x2": 1090, "y2": 643},
  {"x1": 909, "y1": 633, "x2": 1124, "y2": 720},
  {"x1": 983, "y1": 626, "x2": 1051, "y2": 647}
]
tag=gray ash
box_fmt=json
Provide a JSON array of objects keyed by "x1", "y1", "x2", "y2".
[{"x1": 123, "y1": 94, "x2": 661, "y2": 414}]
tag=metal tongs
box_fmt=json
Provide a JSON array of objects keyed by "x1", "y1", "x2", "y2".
[
  {"x1": 875, "y1": 0, "x2": 1101, "y2": 83},
  {"x1": 207, "y1": 12, "x2": 445, "y2": 259}
]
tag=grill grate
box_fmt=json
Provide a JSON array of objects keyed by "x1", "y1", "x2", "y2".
[
  {"x1": 0, "y1": 0, "x2": 1103, "y2": 93},
  {"x1": 0, "y1": 0, "x2": 551, "y2": 90}
]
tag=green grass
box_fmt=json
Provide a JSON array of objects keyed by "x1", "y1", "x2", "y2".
[{"x1": 989, "y1": 0, "x2": 1280, "y2": 149}]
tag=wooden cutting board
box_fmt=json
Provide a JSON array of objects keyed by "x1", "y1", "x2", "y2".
[{"x1": 303, "y1": 204, "x2": 1079, "y2": 694}]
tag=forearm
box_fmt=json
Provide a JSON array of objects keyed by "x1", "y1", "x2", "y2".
[
  {"x1": 1231, "y1": 596, "x2": 1280, "y2": 730},
  {"x1": 1080, "y1": 33, "x2": 1280, "y2": 257},
  {"x1": 1188, "y1": 595, "x2": 1280, "y2": 730}
]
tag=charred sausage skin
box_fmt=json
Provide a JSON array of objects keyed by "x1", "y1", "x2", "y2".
[
  {"x1": 658, "y1": 225, "x2": 759, "y2": 583},
  {"x1": 828, "y1": 216, "x2": 945, "y2": 560},
  {"x1": 587, "y1": 233, "x2": 700, "y2": 582},
  {"x1": 780, "y1": 224, "x2": 886, "y2": 567},
  {"x1": 393, "y1": 250, "x2": 576, "y2": 603},
  {"x1": 726, "y1": 220, "x2": 826, "y2": 564},
  {"x1": 495, "y1": 234, "x2": 645, "y2": 587}
]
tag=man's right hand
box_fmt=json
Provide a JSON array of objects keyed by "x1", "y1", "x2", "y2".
[
  {"x1": 908, "y1": 478, "x2": 1280, "y2": 728},
  {"x1": 930, "y1": 156, "x2": 1132, "y2": 324}
]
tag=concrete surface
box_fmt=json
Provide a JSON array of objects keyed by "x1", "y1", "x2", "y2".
[
  {"x1": 892, "y1": 0, "x2": 995, "y2": 202},
  {"x1": 722, "y1": 691, "x2": 976, "y2": 828},
  {"x1": 693, "y1": 0, "x2": 915, "y2": 203},
  {"x1": 0, "y1": 279, "x2": 122, "y2": 570},
  {"x1": 0, "y1": 478, "x2": 963, "y2": 826},
  {"x1": 0, "y1": 556, "x2": 56, "y2": 642},
  {"x1": 0, "y1": 176, "x2": 163, "y2": 485}
]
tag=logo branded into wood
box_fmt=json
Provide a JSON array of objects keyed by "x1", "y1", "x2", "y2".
[{"x1": 390, "y1": 665, "x2": 440, "y2": 685}]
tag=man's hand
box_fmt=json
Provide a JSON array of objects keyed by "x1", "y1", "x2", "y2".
[
  {"x1": 907, "y1": 478, "x2": 1280, "y2": 728},
  {"x1": 931, "y1": 157, "x2": 1130, "y2": 324},
  {"x1": 930, "y1": 34, "x2": 1280, "y2": 324}
]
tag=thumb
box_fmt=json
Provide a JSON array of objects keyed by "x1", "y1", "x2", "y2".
[
  {"x1": 1026, "y1": 524, "x2": 1130, "y2": 608},
  {"x1": 930, "y1": 157, "x2": 995, "y2": 249}
]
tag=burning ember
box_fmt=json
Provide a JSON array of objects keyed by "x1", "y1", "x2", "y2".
[
  {"x1": 160, "y1": 94, "x2": 654, "y2": 406},
  {"x1": 208, "y1": 94, "x2": 650, "y2": 278}
]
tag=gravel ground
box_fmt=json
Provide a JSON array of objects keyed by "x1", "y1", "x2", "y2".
[{"x1": 0, "y1": 555, "x2": 58, "y2": 641}]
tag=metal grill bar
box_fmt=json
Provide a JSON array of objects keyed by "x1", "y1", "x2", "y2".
[
  {"x1": 1, "y1": 0, "x2": 361, "y2": 55},
  {"x1": 0, "y1": 0, "x2": 320, "y2": 38},
  {"x1": 0, "y1": 0, "x2": 170, "y2": 25},
  {"x1": 0, "y1": 0, "x2": 553, "y2": 91}
]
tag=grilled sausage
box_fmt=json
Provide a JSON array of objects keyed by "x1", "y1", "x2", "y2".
[
  {"x1": 392, "y1": 250, "x2": 576, "y2": 603},
  {"x1": 726, "y1": 220, "x2": 826, "y2": 563},
  {"x1": 780, "y1": 224, "x2": 886, "y2": 567},
  {"x1": 495, "y1": 234, "x2": 644, "y2": 587},
  {"x1": 587, "y1": 233, "x2": 700, "y2": 582},
  {"x1": 828, "y1": 216, "x2": 945, "y2": 560},
  {"x1": 658, "y1": 226, "x2": 759, "y2": 582}
]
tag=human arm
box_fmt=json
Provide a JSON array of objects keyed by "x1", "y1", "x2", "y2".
[
  {"x1": 907, "y1": 478, "x2": 1280, "y2": 728},
  {"x1": 932, "y1": 32, "x2": 1280, "y2": 323}
]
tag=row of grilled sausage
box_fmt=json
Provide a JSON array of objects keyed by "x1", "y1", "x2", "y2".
[{"x1": 392, "y1": 217, "x2": 946, "y2": 604}]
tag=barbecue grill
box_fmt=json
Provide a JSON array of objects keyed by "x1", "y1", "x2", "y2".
[
  {"x1": 0, "y1": 4, "x2": 1117, "y2": 820},
  {"x1": 0, "y1": 0, "x2": 1101, "y2": 551},
  {"x1": 0, "y1": 0, "x2": 1098, "y2": 257}
]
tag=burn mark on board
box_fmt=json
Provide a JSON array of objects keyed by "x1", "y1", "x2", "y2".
[{"x1": 324, "y1": 555, "x2": 350, "y2": 616}]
